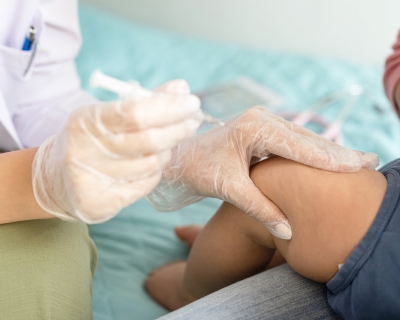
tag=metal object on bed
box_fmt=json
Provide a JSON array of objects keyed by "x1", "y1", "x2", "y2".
[{"x1": 275, "y1": 85, "x2": 385, "y2": 145}]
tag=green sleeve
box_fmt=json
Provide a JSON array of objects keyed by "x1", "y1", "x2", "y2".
[{"x1": 0, "y1": 219, "x2": 97, "y2": 320}]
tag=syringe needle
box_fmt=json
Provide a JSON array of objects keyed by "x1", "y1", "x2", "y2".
[{"x1": 201, "y1": 113, "x2": 225, "y2": 127}]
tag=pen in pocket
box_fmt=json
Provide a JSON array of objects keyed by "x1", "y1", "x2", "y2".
[{"x1": 22, "y1": 26, "x2": 36, "y2": 51}]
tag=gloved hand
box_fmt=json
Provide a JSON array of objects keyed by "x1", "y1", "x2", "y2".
[
  {"x1": 32, "y1": 81, "x2": 201, "y2": 223},
  {"x1": 147, "y1": 106, "x2": 379, "y2": 240}
]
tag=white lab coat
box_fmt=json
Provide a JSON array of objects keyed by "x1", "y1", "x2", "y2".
[{"x1": 0, "y1": 0, "x2": 96, "y2": 150}]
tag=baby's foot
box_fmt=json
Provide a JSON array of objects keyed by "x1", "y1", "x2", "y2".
[
  {"x1": 145, "y1": 261, "x2": 195, "y2": 311},
  {"x1": 174, "y1": 225, "x2": 203, "y2": 247},
  {"x1": 145, "y1": 226, "x2": 203, "y2": 310}
]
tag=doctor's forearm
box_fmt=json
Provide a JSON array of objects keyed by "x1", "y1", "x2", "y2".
[{"x1": 0, "y1": 148, "x2": 54, "y2": 224}]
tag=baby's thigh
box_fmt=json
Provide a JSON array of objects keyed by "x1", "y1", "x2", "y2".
[{"x1": 251, "y1": 157, "x2": 387, "y2": 283}]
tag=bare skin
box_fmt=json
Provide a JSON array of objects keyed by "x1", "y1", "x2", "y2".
[
  {"x1": 145, "y1": 156, "x2": 387, "y2": 311},
  {"x1": 175, "y1": 225, "x2": 284, "y2": 270},
  {"x1": 175, "y1": 226, "x2": 202, "y2": 247},
  {"x1": 0, "y1": 148, "x2": 54, "y2": 224}
]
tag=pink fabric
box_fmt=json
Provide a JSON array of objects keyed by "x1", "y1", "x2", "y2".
[{"x1": 384, "y1": 31, "x2": 400, "y2": 118}]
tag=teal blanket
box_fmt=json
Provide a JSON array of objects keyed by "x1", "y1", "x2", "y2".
[{"x1": 76, "y1": 5, "x2": 400, "y2": 320}]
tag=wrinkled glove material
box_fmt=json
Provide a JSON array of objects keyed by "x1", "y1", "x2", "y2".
[
  {"x1": 32, "y1": 84, "x2": 201, "y2": 224},
  {"x1": 147, "y1": 106, "x2": 379, "y2": 239}
]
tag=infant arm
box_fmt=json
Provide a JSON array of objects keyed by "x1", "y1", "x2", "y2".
[{"x1": 250, "y1": 156, "x2": 387, "y2": 282}]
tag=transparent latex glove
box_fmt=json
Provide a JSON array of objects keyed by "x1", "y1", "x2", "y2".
[
  {"x1": 147, "y1": 106, "x2": 379, "y2": 240},
  {"x1": 32, "y1": 81, "x2": 201, "y2": 224}
]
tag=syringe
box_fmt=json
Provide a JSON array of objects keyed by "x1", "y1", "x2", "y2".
[{"x1": 90, "y1": 70, "x2": 225, "y2": 127}]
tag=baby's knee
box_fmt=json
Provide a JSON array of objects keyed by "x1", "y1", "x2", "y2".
[
  {"x1": 0, "y1": 219, "x2": 97, "y2": 319},
  {"x1": 213, "y1": 201, "x2": 276, "y2": 249}
]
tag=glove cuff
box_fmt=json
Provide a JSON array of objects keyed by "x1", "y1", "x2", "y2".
[{"x1": 32, "y1": 135, "x2": 77, "y2": 222}]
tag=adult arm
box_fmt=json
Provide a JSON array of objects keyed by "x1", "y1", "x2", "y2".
[
  {"x1": 2, "y1": 80, "x2": 200, "y2": 225},
  {"x1": 0, "y1": 148, "x2": 54, "y2": 224},
  {"x1": 384, "y1": 31, "x2": 400, "y2": 117}
]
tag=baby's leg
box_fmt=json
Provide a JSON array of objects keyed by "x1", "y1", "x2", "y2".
[
  {"x1": 146, "y1": 156, "x2": 387, "y2": 311},
  {"x1": 145, "y1": 202, "x2": 277, "y2": 310},
  {"x1": 181, "y1": 202, "x2": 278, "y2": 299},
  {"x1": 175, "y1": 225, "x2": 286, "y2": 269},
  {"x1": 251, "y1": 157, "x2": 386, "y2": 282}
]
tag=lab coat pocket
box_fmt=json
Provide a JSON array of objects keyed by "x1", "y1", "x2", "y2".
[
  {"x1": 0, "y1": 44, "x2": 39, "y2": 114},
  {"x1": 0, "y1": 46, "x2": 32, "y2": 151},
  {"x1": 0, "y1": 44, "x2": 34, "y2": 81},
  {"x1": 0, "y1": 5, "x2": 43, "y2": 84}
]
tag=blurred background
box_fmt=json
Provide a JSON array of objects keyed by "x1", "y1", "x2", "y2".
[{"x1": 82, "y1": 0, "x2": 400, "y2": 65}]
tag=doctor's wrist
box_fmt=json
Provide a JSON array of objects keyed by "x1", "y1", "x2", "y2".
[{"x1": 0, "y1": 148, "x2": 55, "y2": 224}]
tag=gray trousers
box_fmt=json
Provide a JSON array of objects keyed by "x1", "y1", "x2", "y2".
[{"x1": 159, "y1": 264, "x2": 341, "y2": 320}]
